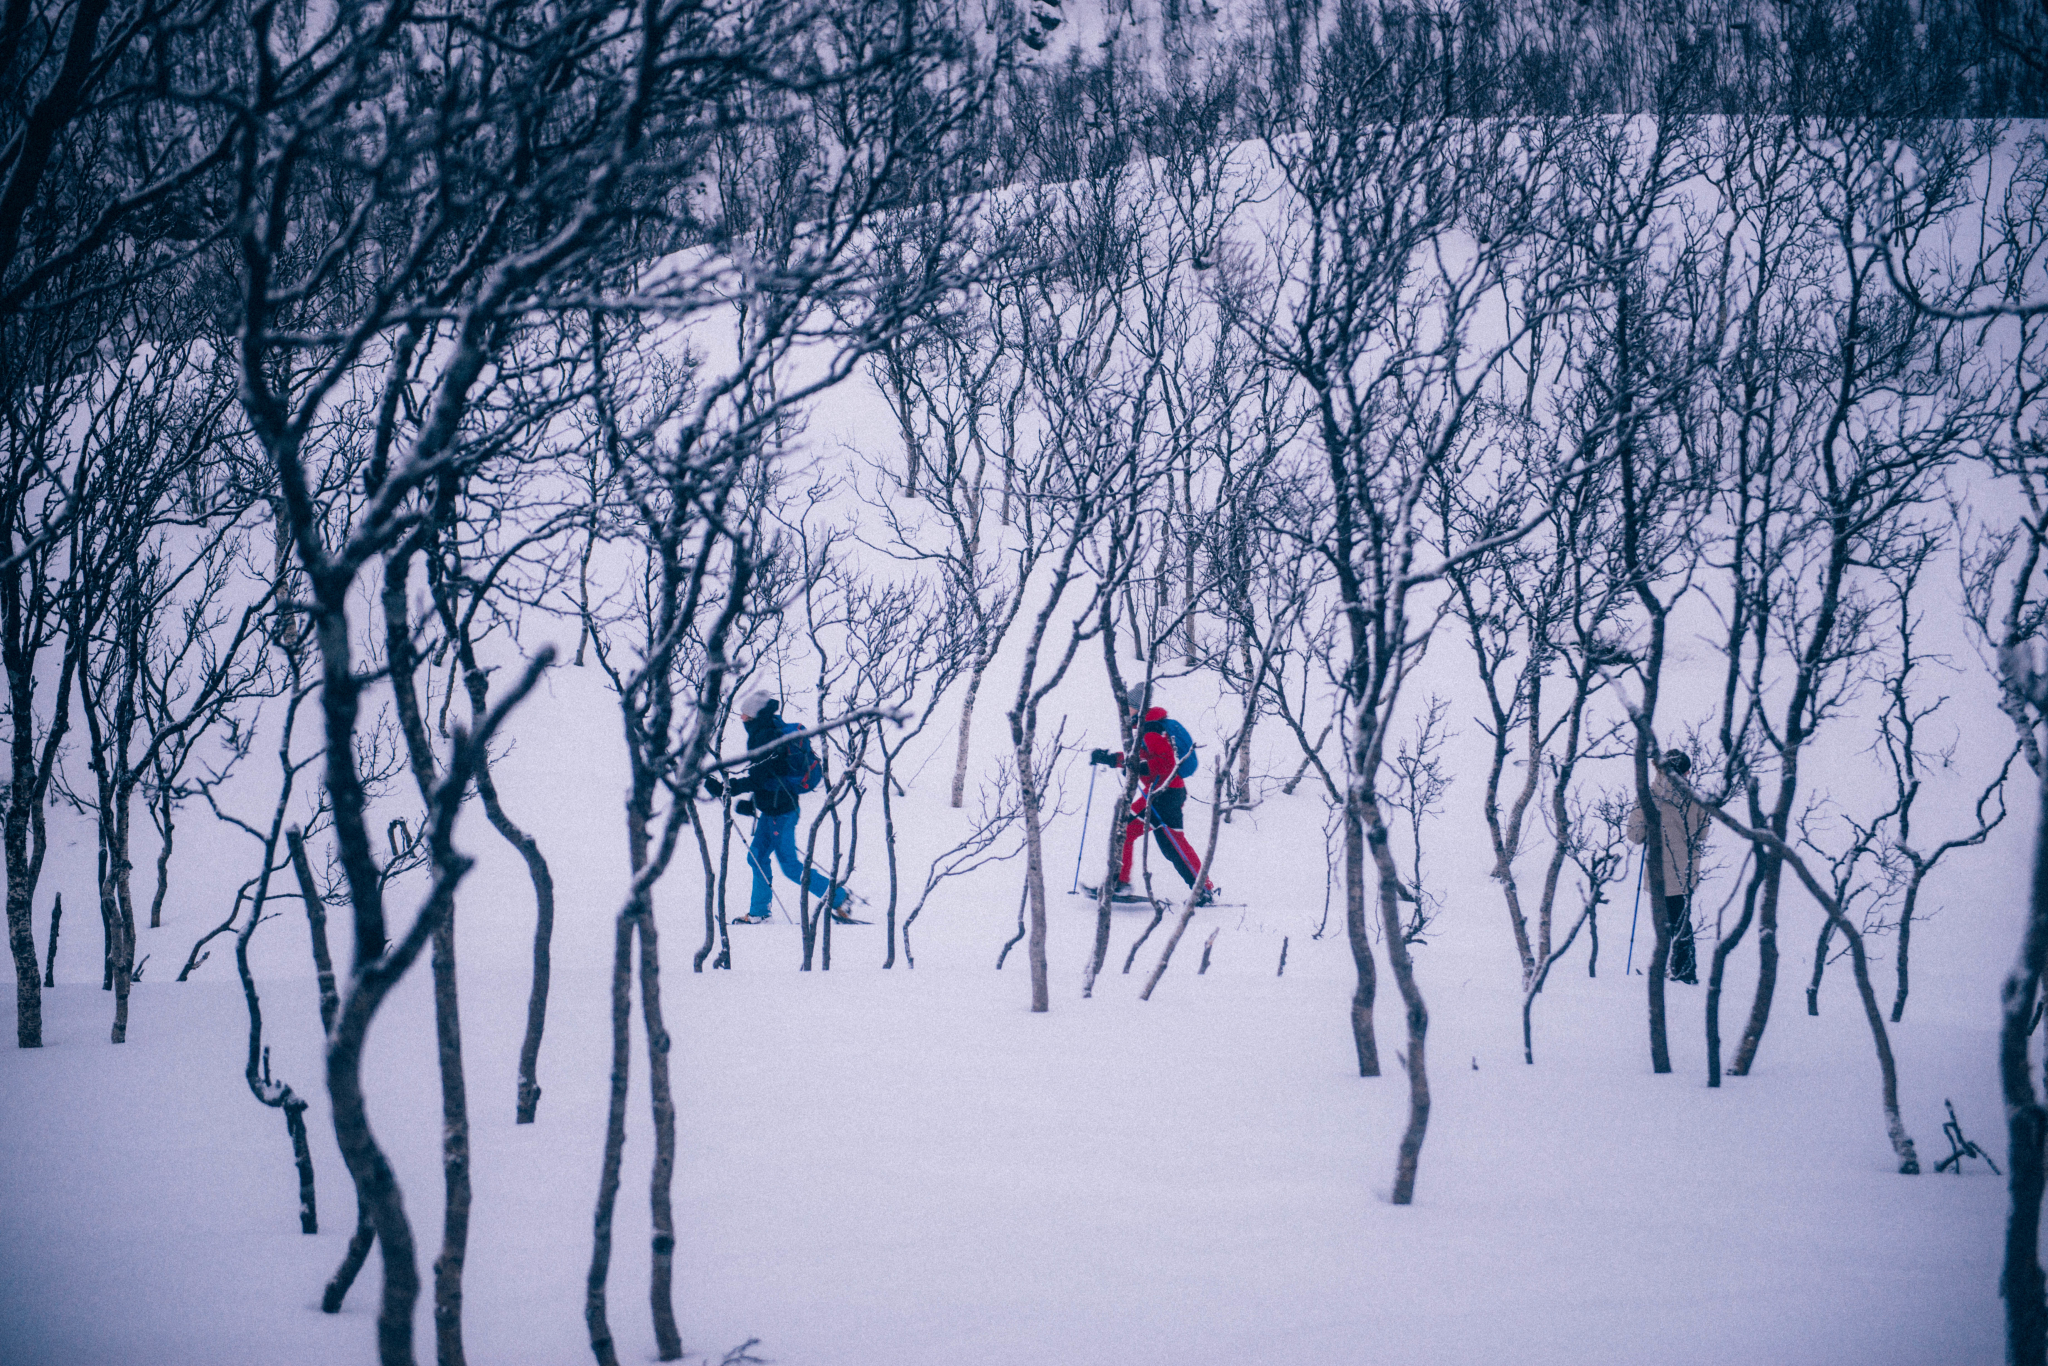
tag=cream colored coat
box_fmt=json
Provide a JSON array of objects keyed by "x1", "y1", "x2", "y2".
[{"x1": 1626, "y1": 774, "x2": 1712, "y2": 894}]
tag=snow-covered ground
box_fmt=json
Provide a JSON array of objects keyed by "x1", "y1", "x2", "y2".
[{"x1": 0, "y1": 651, "x2": 2022, "y2": 1365}]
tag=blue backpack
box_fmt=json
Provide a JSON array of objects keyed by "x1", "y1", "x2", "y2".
[
  {"x1": 783, "y1": 722, "x2": 824, "y2": 794},
  {"x1": 1161, "y1": 718, "x2": 1198, "y2": 778}
]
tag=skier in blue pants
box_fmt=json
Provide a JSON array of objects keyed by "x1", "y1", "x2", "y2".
[{"x1": 704, "y1": 689, "x2": 851, "y2": 925}]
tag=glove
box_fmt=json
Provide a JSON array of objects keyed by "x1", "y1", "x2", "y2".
[
  {"x1": 735, "y1": 798, "x2": 755, "y2": 817},
  {"x1": 702, "y1": 775, "x2": 725, "y2": 798},
  {"x1": 1089, "y1": 748, "x2": 1119, "y2": 767}
]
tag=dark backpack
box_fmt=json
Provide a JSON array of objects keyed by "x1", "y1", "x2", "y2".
[
  {"x1": 1158, "y1": 717, "x2": 1198, "y2": 778},
  {"x1": 783, "y1": 722, "x2": 824, "y2": 794}
]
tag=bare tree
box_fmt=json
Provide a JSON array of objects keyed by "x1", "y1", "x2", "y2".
[
  {"x1": 1246, "y1": 6, "x2": 1576, "y2": 1201},
  {"x1": 1691, "y1": 115, "x2": 1992, "y2": 1079},
  {"x1": 856, "y1": 262, "x2": 1031, "y2": 810},
  {"x1": 1617, "y1": 727, "x2": 1922, "y2": 1174},
  {"x1": 1524, "y1": 791, "x2": 1629, "y2": 1064},
  {"x1": 1002, "y1": 137, "x2": 1175, "y2": 1014}
]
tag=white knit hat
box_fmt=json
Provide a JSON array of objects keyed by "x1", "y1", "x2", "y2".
[{"x1": 737, "y1": 688, "x2": 776, "y2": 719}]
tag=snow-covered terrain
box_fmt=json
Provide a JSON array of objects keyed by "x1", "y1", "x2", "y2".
[{"x1": 0, "y1": 646, "x2": 2023, "y2": 1365}]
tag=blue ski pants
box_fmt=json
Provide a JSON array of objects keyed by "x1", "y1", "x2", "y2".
[{"x1": 747, "y1": 807, "x2": 845, "y2": 919}]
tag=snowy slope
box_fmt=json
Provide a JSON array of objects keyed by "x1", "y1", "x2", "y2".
[{"x1": 0, "y1": 641, "x2": 2021, "y2": 1364}]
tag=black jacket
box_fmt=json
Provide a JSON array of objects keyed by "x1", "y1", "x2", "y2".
[{"x1": 729, "y1": 709, "x2": 799, "y2": 816}]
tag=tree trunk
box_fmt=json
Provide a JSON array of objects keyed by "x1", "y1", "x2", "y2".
[
  {"x1": 1018, "y1": 774, "x2": 1051, "y2": 1013},
  {"x1": 40, "y1": 892, "x2": 58, "y2": 988},
  {"x1": 148, "y1": 783, "x2": 173, "y2": 929},
  {"x1": 996, "y1": 881, "x2": 1028, "y2": 970},
  {"x1": 323, "y1": 1201, "x2": 377, "y2": 1313},
  {"x1": 105, "y1": 849, "x2": 134, "y2": 1043},
  {"x1": 714, "y1": 800, "x2": 734, "y2": 970},
  {"x1": 1122, "y1": 899, "x2": 1166, "y2": 974},
  {"x1": 1366, "y1": 804, "x2": 1428, "y2": 1204},
  {"x1": 1891, "y1": 872, "x2": 1924, "y2": 1024},
  {"x1": 881, "y1": 751, "x2": 901, "y2": 969},
  {"x1": 286, "y1": 1097, "x2": 317, "y2": 1234},
  {"x1": 289, "y1": 830, "x2": 339, "y2": 1034},
  {"x1": 585, "y1": 913, "x2": 635, "y2": 1366},
  {"x1": 1729, "y1": 864, "x2": 1783, "y2": 1075},
  {"x1": 455, "y1": 646, "x2": 554, "y2": 1118},
  {"x1": 1706, "y1": 873, "x2": 1762, "y2": 1087},
  {"x1": 1139, "y1": 898, "x2": 1197, "y2": 1001},
  {"x1": 1521, "y1": 909, "x2": 1590, "y2": 1066},
  {"x1": 950, "y1": 658, "x2": 988, "y2": 810},
  {"x1": 636, "y1": 906, "x2": 683, "y2": 1360},
  {"x1": 692, "y1": 805, "x2": 718, "y2": 973},
  {"x1": 483, "y1": 763, "x2": 555, "y2": 1126},
  {"x1": 1343, "y1": 799, "x2": 1381, "y2": 1077},
  {"x1": 328, "y1": 991, "x2": 426, "y2": 1366},
  {"x1": 1837, "y1": 905, "x2": 1919, "y2": 1174},
  {"x1": 429, "y1": 914, "x2": 470, "y2": 1366},
  {"x1": 1807, "y1": 915, "x2": 1836, "y2": 1016}
]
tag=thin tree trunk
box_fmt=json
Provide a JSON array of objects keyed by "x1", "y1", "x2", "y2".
[
  {"x1": 714, "y1": 800, "x2": 734, "y2": 970},
  {"x1": 323, "y1": 1202, "x2": 376, "y2": 1313},
  {"x1": 465, "y1": 745, "x2": 554, "y2": 1124},
  {"x1": 289, "y1": 830, "x2": 340, "y2": 1034},
  {"x1": 385, "y1": 555, "x2": 474, "y2": 1360},
  {"x1": 1839, "y1": 903, "x2": 1919, "y2": 1173},
  {"x1": 1343, "y1": 799, "x2": 1381, "y2": 1077},
  {"x1": 881, "y1": 750, "x2": 901, "y2": 969},
  {"x1": 235, "y1": 861, "x2": 317, "y2": 1234},
  {"x1": 1807, "y1": 915, "x2": 1836, "y2": 1016},
  {"x1": 1730, "y1": 868, "x2": 1783, "y2": 1075},
  {"x1": 950, "y1": 658, "x2": 989, "y2": 810},
  {"x1": 1367, "y1": 802, "x2": 1429, "y2": 1204},
  {"x1": 1706, "y1": 873, "x2": 1762, "y2": 1087},
  {"x1": 98, "y1": 849, "x2": 115, "y2": 990},
  {"x1": 301, "y1": 823, "x2": 370, "y2": 1314},
  {"x1": 148, "y1": 786, "x2": 173, "y2": 928},
  {"x1": 692, "y1": 804, "x2": 718, "y2": 973},
  {"x1": 1521, "y1": 908, "x2": 1589, "y2": 1065},
  {"x1": 1123, "y1": 899, "x2": 1166, "y2": 974},
  {"x1": 107, "y1": 852, "x2": 134, "y2": 1043},
  {"x1": 453, "y1": 654, "x2": 554, "y2": 1120},
  {"x1": 178, "y1": 885, "x2": 245, "y2": 980},
  {"x1": 1891, "y1": 872, "x2": 1924, "y2": 1023},
  {"x1": 585, "y1": 913, "x2": 635, "y2": 1366},
  {"x1": 1019, "y1": 780, "x2": 1050, "y2": 1012},
  {"x1": 636, "y1": 905, "x2": 683, "y2": 1360},
  {"x1": 331, "y1": 999, "x2": 425, "y2": 1366},
  {"x1": 1646, "y1": 893, "x2": 1673, "y2": 1073},
  {"x1": 996, "y1": 882, "x2": 1027, "y2": 970},
  {"x1": 429, "y1": 915, "x2": 470, "y2": 1366},
  {"x1": 1139, "y1": 900, "x2": 1197, "y2": 1000},
  {"x1": 285, "y1": 1097, "x2": 317, "y2": 1233},
  {"x1": 40, "y1": 892, "x2": 58, "y2": 987}
]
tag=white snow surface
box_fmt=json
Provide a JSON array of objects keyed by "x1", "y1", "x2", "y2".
[{"x1": 0, "y1": 642, "x2": 2023, "y2": 1364}]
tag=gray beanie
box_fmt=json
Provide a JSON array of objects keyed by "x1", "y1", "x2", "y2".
[{"x1": 737, "y1": 688, "x2": 777, "y2": 720}]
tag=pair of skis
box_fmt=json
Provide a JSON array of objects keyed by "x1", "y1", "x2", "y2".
[{"x1": 1076, "y1": 883, "x2": 1241, "y2": 910}]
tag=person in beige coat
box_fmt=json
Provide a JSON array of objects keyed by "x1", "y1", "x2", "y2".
[{"x1": 1627, "y1": 750, "x2": 1711, "y2": 984}]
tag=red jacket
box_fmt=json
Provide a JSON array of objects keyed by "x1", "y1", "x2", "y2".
[{"x1": 1119, "y1": 706, "x2": 1184, "y2": 794}]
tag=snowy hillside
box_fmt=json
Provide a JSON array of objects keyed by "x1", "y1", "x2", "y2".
[{"x1": 3, "y1": 2, "x2": 2044, "y2": 1366}]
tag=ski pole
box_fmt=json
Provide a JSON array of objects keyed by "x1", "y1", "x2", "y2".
[
  {"x1": 1624, "y1": 845, "x2": 1646, "y2": 975},
  {"x1": 1071, "y1": 759, "x2": 1100, "y2": 894}
]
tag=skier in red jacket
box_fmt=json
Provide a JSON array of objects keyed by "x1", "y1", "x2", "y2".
[{"x1": 1088, "y1": 703, "x2": 1219, "y2": 906}]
